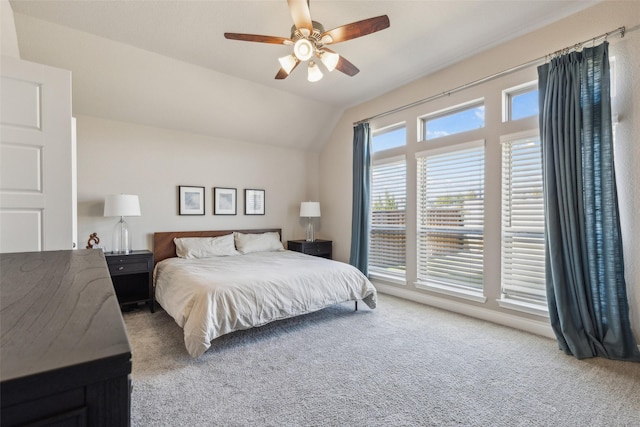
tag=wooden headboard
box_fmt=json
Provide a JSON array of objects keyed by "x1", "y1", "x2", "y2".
[{"x1": 153, "y1": 228, "x2": 282, "y2": 265}]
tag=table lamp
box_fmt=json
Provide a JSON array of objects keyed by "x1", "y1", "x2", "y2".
[
  {"x1": 300, "y1": 201, "x2": 321, "y2": 242},
  {"x1": 104, "y1": 194, "x2": 141, "y2": 254}
]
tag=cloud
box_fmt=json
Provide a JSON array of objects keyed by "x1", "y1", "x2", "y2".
[{"x1": 427, "y1": 130, "x2": 450, "y2": 139}]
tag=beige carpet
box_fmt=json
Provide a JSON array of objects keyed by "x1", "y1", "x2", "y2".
[{"x1": 124, "y1": 294, "x2": 640, "y2": 426}]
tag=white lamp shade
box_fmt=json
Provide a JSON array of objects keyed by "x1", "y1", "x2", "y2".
[
  {"x1": 300, "y1": 201, "x2": 321, "y2": 218},
  {"x1": 104, "y1": 194, "x2": 141, "y2": 217}
]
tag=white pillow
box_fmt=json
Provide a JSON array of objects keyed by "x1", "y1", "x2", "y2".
[
  {"x1": 174, "y1": 234, "x2": 239, "y2": 259},
  {"x1": 234, "y1": 231, "x2": 284, "y2": 254}
]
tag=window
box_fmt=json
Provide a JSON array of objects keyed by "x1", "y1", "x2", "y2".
[
  {"x1": 501, "y1": 132, "x2": 546, "y2": 308},
  {"x1": 503, "y1": 83, "x2": 538, "y2": 121},
  {"x1": 416, "y1": 141, "x2": 485, "y2": 292},
  {"x1": 372, "y1": 125, "x2": 406, "y2": 153},
  {"x1": 423, "y1": 101, "x2": 485, "y2": 140},
  {"x1": 369, "y1": 126, "x2": 407, "y2": 280},
  {"x1": 367, "y1": 79, "x2": 550, "y2": 324}
]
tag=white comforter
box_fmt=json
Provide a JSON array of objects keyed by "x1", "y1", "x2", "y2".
[{"x1": 154, "y1": 250, "x2": 377, "y2": 357}]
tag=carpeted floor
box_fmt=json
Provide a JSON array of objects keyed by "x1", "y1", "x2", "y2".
[{"x1": 124, "y1": 293, "x2": 640, "y2": 426}]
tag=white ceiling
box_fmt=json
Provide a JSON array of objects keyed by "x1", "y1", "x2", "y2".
[{"x1": 9, "y1": 0, "x2": 598, "y2": 150}]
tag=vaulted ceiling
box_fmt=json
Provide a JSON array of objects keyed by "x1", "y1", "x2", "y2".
[{"x1": 9, "y1": 0, "x2": 598, "y2": 151}]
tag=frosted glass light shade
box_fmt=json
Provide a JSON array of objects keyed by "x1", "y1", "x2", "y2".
[
  {"x1": 320, "y1": 50, "x2": 339, "y2": 72},
  {"x1": 307, "y1": 61, "x2": 323, "y2": 82},
  {"x1": 278, "y1": 54, "x2": 298, "y2": 74}
]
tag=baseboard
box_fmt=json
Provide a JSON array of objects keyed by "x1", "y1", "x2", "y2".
[{"x1": 374, "y1": 282, "x2": 556, "y2": 340}]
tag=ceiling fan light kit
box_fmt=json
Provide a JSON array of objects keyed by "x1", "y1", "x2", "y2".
[
  {"x1": 224, "y1": 0, "x2": 390, "y2": 82},
  {"x1": 293, "y1": 38, "x2": 314, "y2": 61}
]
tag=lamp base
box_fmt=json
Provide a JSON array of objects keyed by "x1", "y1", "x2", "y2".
[
  {"x1": 306, "y1": 219, "x2": 315, "y2": 242},
  {"x1": 112, "y1": 217, "x2": 132, "y2": 254}
]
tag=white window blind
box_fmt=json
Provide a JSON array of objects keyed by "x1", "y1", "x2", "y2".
[
  {"x1": 416, "y1": 141, "x2": 484, "y2": 291},
  {"x1": 369, "y1": 156, "x2": 406, "y2": 278},
  {"x1": 501, "y1": 134, "x2": 546, "y2": 304}
]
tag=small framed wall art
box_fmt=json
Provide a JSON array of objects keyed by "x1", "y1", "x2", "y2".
[
  {"x1": 244, "y1": 189, "x2": 265, "y2": 215},
  {"x1": 178, "y1": 185, "x2": 205, "y2": 215},
  {"x1": 214, "y1": 187, "x2": 237, "y2": 215}
]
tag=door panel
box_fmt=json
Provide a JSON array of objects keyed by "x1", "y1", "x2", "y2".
[{"x1": 0, "y1": 56, "x2": 74, "y2": 253}]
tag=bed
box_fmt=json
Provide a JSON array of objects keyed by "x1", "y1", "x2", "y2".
[{"x1": 153, "y1": 229, "x2": 377, "y2": 357}]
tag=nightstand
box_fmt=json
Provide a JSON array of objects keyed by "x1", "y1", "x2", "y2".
[
  {"x1": 287, "y1": 239, "x2": 332, "y2": 259},
  {"x1": 105, "y1": 250, "x2": 155, "y2": 312}
]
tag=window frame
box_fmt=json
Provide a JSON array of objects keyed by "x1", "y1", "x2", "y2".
[{"x1": 502, "y1": 81, "x2": 538, "y2": 122}]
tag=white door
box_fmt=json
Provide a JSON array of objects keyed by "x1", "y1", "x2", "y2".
[{"x1": 0, "y1": 55, "x2": 75, "y2": 253}]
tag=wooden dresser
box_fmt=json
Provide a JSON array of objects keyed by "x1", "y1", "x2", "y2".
[{"x1": 0, "y1": 249, "x2": 132, "y2": 426}]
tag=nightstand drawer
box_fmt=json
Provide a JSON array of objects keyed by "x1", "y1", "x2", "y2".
[
  {"x1": 287, "y1": 240, "x2": 332, "y2": 259},
  {"x1": 107, "y1": 261, "x2": 149, "y2": 276},
  {"x1": 302, "y1": 243, "x2": 330, "y2": 255},
  {"x1": 106, "y1": 254, "x2": 152, "y2": 276}
]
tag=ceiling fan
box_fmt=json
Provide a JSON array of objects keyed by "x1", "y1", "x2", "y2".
[{"x1": 224, "y1": 0, "x2": 390, "y2": 82}]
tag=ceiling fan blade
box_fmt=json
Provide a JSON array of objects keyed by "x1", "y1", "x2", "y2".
[
  {"x1": 287, "y1": 0, "x2": 313, "y2": 33},
  {"x1": 323, "y1": 48, "x2": 359, "y2": 76},
  {"x1": 275, "y1": 68, "x2": 289, "y2": 80},
  {"x1": 224, "y1": 33, "x2": 292, "y2": 45},
  {"x1": 335, "y1": 55, "x2": 360, "y2": 77},
  {"x1": 275, "y1": 61, "x2": 300, "y2": 79},
  {"x1": 321, "y1": 15, "x2": 390, "y2": 44}
]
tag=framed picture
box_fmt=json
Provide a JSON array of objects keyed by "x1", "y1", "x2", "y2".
[
  {"x1": 178, "y1": 186, "x2": 205, "y2": 215},
  {"x1": 214, "y1": 187, "x2": 237, "y2": 215},
  {"x1": 244, "y1": 189, "x2": 265, "y2": 215}
]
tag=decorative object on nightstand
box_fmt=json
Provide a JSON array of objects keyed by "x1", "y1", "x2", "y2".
[
  {"x1": 86, "y1": 232, "x2": 99, "y2": 249},
  {"x1": 104, "y1": 194, "x2": 141, "y2": 254},
  {"x1": 288, "y1": 239, "x2": 332, "y2": 259},
  {"x1": 300, "y1": 201, "x2": 321, "y2": 242},
  {"x1": 105, "y1": 250, "x2": 155, "y2": 313}
]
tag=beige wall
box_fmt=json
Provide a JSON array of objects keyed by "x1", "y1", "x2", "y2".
[
  {"x1": 77, "y1": 115, "x2": 319, "y2": 252},
  {"x1": 1, "y1": 0, "x2": 20, "y2": 57},
  {"x1": 320, "y1": 1, "x2": 640, "y2": 338}
]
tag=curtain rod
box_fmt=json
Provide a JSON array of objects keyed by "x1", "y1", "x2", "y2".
[{"x1": 354, "y1": 26, "x2": 626, "y2": 126}]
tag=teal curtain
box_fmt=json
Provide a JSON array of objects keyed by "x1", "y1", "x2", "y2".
[
  {"x1": 538, "y1": 42, "x2": 640, "y2": 361},
  {"x1": 349, "y1": 123, "x2": 371, "y2": 275}
]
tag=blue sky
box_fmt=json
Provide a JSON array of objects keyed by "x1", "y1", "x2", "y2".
[
  {"x1": 511, "y1": 90, "x2": 539, "y2": 120},
  {"x1": 426, "y1": 105, "x2": 485, "y2": 140}
]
